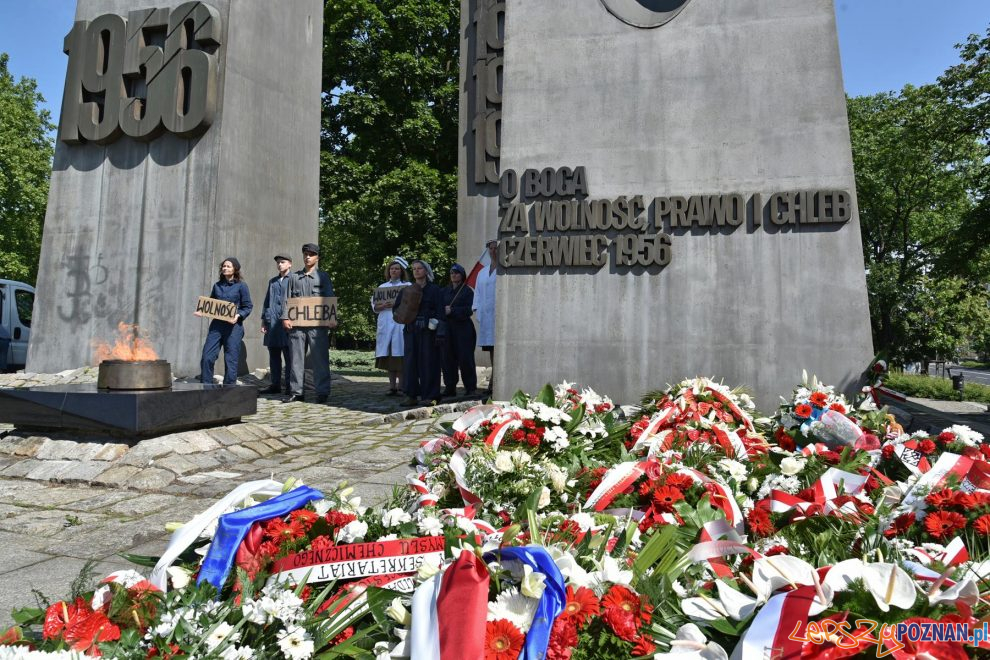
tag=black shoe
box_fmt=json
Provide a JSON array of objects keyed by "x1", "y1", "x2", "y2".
[
  {"x1": 400, "y1": 397, "x2": 419, "y2": 407},
  {"x1": 386, "y1": 388, "x2": 399, "y2": 396},
  {"x1": 283, "y1": 394, "x2": 305, "y2": 403},
  {"x1": 464, "y1": 389, "x2": 478, "y2": 397},
  {"x1": 316, "y1": 395, "x2": 329, "y2": 404},
  {"x1": 443, "y1": 388, "x2": 456, "y2": 397},
  {"x1": 260, "y1": 385, "x2": 281, "y2": 394}
]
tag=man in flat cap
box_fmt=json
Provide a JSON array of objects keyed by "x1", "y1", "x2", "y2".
[
  {"x1": 260, "y1": 254, "x2": 293, "y2": 395},
  {"x1": 281, "y1": 243, "x2": 337, "y2": 403}
]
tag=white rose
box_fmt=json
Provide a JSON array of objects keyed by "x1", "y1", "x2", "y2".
[
  {"x1": 746, "y1": 477, "x2": 760, "y2": 493},
  {"x1": 336, "y1": 520, "x2": 368, "y2": 543},
  {"x1": 167, "y1": 566, "x2": 192, "y2": 590},
  {"x1": 382, "y1": 507, "x2": 412, "y2": 528},
  {"x1": 494, "y1": 451, "x2": 514, "y2": 474},
  {"x1": 546, "y1": 464, "x2": 568, "y2": 492},
  {"x1": 537, "y1": 487, "x2": 551, "y2": 510},
  {"x1": 779, "y1": 457, "x2": 806, "y2": 476},
  {"x1": 512, "y1": 450, "x2": 532, "y2": 467},
  {"x1": 569, "y1": 512, "x2": 595, "y2": 532}
]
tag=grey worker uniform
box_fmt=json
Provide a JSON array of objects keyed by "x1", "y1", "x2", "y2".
[{"x1": 282, "y1": 269, "x2": 335, "y2": 396}]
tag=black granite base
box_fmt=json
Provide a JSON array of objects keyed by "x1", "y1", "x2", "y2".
[{"x1": 0, "y1": 384, "x2": 257, "y2": 437}]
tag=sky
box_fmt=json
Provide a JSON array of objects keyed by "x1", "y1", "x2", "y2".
[{"x1": 0, "y1": 0, "x2": 988, "y2": 122}]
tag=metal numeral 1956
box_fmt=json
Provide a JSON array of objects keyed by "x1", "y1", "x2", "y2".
[{"x1": 59, "y1": 1, "x2": 222, "y2": 145}]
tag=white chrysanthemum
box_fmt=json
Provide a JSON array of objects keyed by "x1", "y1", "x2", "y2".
[
  {"x1": 946, "y1": 425, "x2": 984, "y2": 447},
  {"x1": 273, "y1": 590, "x2": 305, "y2": 625},
  {"x1": 277, "y1": 626, "x2": 315, "y2": 660},
  {"x1": 220, "y1": 646, "x2": 256, "y2": 660},
  {"x1": 528, "y1": 402, "x2": 572, "y2": 425},
  {"x1": 417, "y1": 515, "x2": 443, "y2": 536},
  {"x1": 486, "y1": 587, "x2": 539, "y2": 632},
  {"x1": 717, "y1": 458, "x2": 748, "y2": 481},
  {"x1": 205, "y1": 622, "x2": 241, "y2": 651},
  {"x1": 382, "y1": 507, "x2": 412, "y2": 527},
  {"x1": 544, "y1": 426, "x2": 570, "y2": 452},
  {"x1": 510, "y1": 450, "x2": 532, "y2": 468},
  {"x1": 336, "y1": 520, "x2": 368, "y2": 543},
  {"x1": 756, "y1": 474, "x2": 800, "y2": 500}
]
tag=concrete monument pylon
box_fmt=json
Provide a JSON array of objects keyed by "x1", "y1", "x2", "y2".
[
  {"x1": 28, "y1": 0, "x2": 323, "y2": 377},
  {"x1": 458, "y1": 0, "x2": 875, "y2": 406}
]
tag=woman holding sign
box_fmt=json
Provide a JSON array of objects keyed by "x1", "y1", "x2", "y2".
[
  {"x1": 393, "y1": 259, "x2": 444, "y2": 407},
  {"x1": 372, "y1": 257, "x2": 409, "y2": 395},
  {"x1": 199, "y1": 258, "x2": 253, "y2": 385}
]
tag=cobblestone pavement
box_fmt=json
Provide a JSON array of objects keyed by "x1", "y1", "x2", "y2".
[{"x1": 0, "y1": 368, "x2": 484, "y2": 627}]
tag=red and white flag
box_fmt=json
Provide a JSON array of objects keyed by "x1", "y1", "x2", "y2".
[{"x1": 466, "y1": 247, "x2": 492, "y2": 290}]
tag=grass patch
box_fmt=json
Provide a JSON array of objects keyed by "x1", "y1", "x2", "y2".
[
  {"x1": 960, "y1": 360, "x2": 990, "y2": 369},
  {"x1": 885, "y1": 372, "x2": 990, "y2": 405},
  {"x1": 331, "y1": 349, "x2": 381, "y2": 377}
]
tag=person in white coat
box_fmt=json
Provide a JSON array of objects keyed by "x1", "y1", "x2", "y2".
[
  {"x1": 472, "y1": 239, "x2": 498, "y2": 394},
  {"x1": 372, "y1": 257, "x2": 410, "y2": 395}
]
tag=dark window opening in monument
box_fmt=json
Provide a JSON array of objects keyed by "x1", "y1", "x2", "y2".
[
  {"x1": 82, "y1": 89, "x2": 107, "y2": 122},
  {"x1": 144, "y1": 25, "x2": 167, "y2": 50},
  {"x1": 125, "y1": 75, "x2": 148, "y2": 105},
  {"x1": 15, "y1": 291, "x2": 33, "y2": 328},
  {"x1": 98, "y1": 30, "x2": 111, "y2": 75},
  {"x1": 180, "y1": 66, "x2": 193, "y2": 116},
  {"x1": 183, "y1": 19, "x2": 196, "y2": 51}
]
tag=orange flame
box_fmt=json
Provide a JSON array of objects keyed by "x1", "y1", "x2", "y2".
[{"x1": 92, "y1": 322, "x2": 160, "y2": 363}]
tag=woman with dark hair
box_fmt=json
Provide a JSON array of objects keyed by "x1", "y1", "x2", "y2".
[
  {"x1": 199, "y1": 257, "x2": 253, "y2": 384},
  {"x1": 392, "y1": 259, "x2": 444, "y2": 407},
  {"x1": 372, "y1": 257, "x2": 410, "y2": 395}
]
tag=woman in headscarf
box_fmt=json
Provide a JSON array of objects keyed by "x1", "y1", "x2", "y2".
[
  {"x1": 372, "y1": 257, "x2": 409, "y2": 395},
  {"x1": 442, "y1": 263, "x2": 477, "y2": 396},
  {"x1": 198, "y1": 257, "x2": 253, "y2": 384},
  {"x1": 392, "y1": 259, "x2": 444, "y2": 406}
]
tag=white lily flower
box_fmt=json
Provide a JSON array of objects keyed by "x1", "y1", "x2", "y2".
[
  {"x1": 822, "y1": 559, "x2": 917, "y2": 612},
  {"x1": 654, "y1": 624, "x2": 729, "y2": 659}
]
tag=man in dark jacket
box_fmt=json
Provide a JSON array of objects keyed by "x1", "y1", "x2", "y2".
[
  {"x1": 441, "y1": 263, "x2": 477, "y2": 396},
  {"x1": 260, "y1": 255, "x2": 293, "y2": 394},
  {"x1": 282, "y1": 244, "x2": 337, "y2": 403}
]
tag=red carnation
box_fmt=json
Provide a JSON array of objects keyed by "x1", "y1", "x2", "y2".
[
  {"x1": 747, "y1": 508, "x2": 776, "y2": 537},
  {"x1": 310, "y1": 535, "x2": 334, "y2": 550},
  {"x1": 512, "y1": 429, "x2": 526, "y2": 442},
  {"x1": 924, "y1": 511, "x2": 967, "y2": 540},
  {"x1": 818, "y1": 450, "x2": 841, "y2": 464},
  {"x1": 330, "y1": 626, "x2": 354, "y2": 646},
  {"x1": 775, "y1": 428, "x2": 796, "y2": 452},
  {"x1": 973, "y1": 514, "x2": 990, "y2": 536},
  {"x1": 795, "y1": 404, "x2": 813, "y2": 419},
  {"x1": 485, "y1": 619, "x2": 524, "y2": 660},
  {"x1": 917, "y1": 439, "x2": 937, "y2": 455},
  {"x1": 546, "y1": 618, "x2": 579, "y2": 660},
  {"x1": 325, "y1": 510, "x2": 357, "y2": 529},
  {"x1": 884, "y1": 512, "x2": 916, "y2": 538},
  {"x1": 881, "y1": 444, "x2": 895, "y2": 460},
  {"x1": 523, "y1": 419, "x2": 537, "y2": 429},
  {"x1": 561, "y1": 585, "x2": 600, "y2": 626},
  {"x1": 938, "y1": 431, "x2": 956, "y2": 444}
]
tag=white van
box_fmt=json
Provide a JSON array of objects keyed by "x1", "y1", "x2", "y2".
[{"x1": 0, "y1": 280, "x2": 35, "y2": 370}]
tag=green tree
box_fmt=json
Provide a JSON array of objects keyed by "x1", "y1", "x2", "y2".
[
  {"x1": 320, "y1": 0, "x2": 460, "y2": 345},
  {"x1": 0, "y1": 53, "x2": 53, "y2": 284},
  {"x1": 848, "y1": 83, "x2": 987, "y2": 363}
]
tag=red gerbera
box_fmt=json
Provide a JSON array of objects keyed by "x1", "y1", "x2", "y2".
[
  {"x1": 747, "y1": 508, "x2": 776, "y2": 537},
  {"x1": 665, "y1": 473, "x2": 695, "y2": 490},
  {"x1": 652, "y1": 486, "x2": 685, "y2": 512},
  {"x1": 973, "y1": 514, "x2": 990, "y2": 536},
  {"x1": 923, "y1": 511, "x2": 967, "y2": 540},
  {"x1": 828, "y1": 402, "x2": 847, "y2": 414},
  {"x1": 485, "y1": 619, "x2": 524, "y2": 659},
  {"x1": 265, "y1": 517, "x2": 306, "y2": 542},
  {"x1": 290, "y1": 509, "x2": 319, "y2": 529},
  {"x1": 602, "y1": 585, "x2": 650, "y2": 625},
  {"x1": 561, "y1": 585, "x2": 600, "y2": 626},
  {"x1": 795, "y1": 404, "x2": 813, "y2": 419},
  {"x1": 925, "y1": 488, "x2": 956, "y2": 509},
  {"x1": 809, "y1": 392, "x2": 829, "y2": 407}
]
